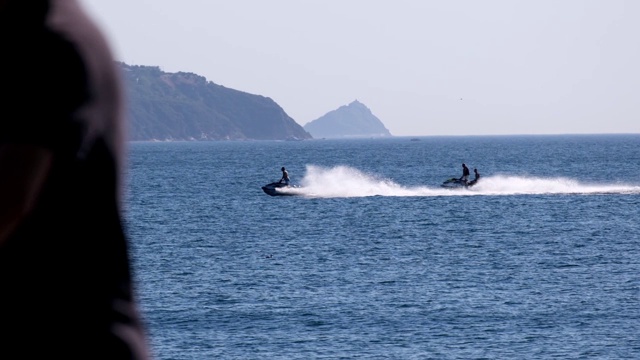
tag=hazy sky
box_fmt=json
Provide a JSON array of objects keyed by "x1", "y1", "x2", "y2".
[{"x1": 81, "y1": 0, "x2": 639, "y2": 136}]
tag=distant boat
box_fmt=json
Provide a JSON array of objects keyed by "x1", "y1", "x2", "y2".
[
  {"x1": 410, "y1": 138, "x2": 420, "y2": 141},
  {"x1": 440, "y1": 177, "x2": 480, "y2": 189},
  {"x1": 261, "y1": 181, "x2": 302, "y2": 196}
]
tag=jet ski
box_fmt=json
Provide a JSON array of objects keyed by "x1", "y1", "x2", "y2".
[
  {"x1": 441, "y1": 177, "x2": 479, "y2": 189},
  {"x1": 261, "y1": 181, "x2": 300, "y2": 196}
]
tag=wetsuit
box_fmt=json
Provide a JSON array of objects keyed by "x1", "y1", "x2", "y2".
[
  {"x1": 281, "y1": 169, "x2": 290, "y2": 185},
  {"x1": 461, "y1": 164, "x2": 470, "y2": 183},
  {"x1": 469, "y1": 169, "x2": 480, "y2": 185}
]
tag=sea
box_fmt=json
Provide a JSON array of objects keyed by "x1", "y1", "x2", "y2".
[{"x1": 124, "y1": 134, "x2": 640, "y2": 360}]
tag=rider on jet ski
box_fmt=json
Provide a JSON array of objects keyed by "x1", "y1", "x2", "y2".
[
  {"x1": 468, "y1": 168, "x2": 480, "y2": 186},
  {"x1": 460, "y1": 163, "x2": 470, "y2": 184},
  {"x1": 279, "y1": 167, "x2": 290, "y2": 185}
]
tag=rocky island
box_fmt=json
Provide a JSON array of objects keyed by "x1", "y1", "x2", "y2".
[{"x1": 303, "y1": 100, "x2": 392, "y2": 139}]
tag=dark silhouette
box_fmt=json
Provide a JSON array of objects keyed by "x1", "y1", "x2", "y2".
[
  {"x1": 280, "y1": 166, "x2": 290, "y2": 185},
  {"x1": 0, "y1": 0, "x2": 151, "y2": 358},
  {"x1": 468, "y1": 168, "x2": 481, "y2": 186},
  {"x1": 460, "y1": 163, "x2": 470, "y2": 184}
]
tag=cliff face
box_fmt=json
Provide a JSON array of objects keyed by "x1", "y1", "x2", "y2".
[
  {"x1": 120, "y1": 63, "x2": 312, "y2": 141},
  {"x1": 303, "y1": 100, "x2": 392, "y2": 139}
]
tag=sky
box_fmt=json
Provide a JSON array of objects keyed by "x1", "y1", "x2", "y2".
[{"x1": 81, "y1": 0, "x2": 639, "y2": 136}]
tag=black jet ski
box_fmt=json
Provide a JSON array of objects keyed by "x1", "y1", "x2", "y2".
[
  {"x1": 441, "y1": 177, "x2": 479, "y2": 189},
  {"x1": 261, "y1": 181, "x2": 300, "y2": 196}
]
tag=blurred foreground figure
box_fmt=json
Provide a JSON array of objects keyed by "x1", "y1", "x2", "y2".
[{"x1": 0, "y1": 0, "x2": 152, "y2": 358}]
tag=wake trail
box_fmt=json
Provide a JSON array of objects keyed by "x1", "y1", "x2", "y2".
[{"x1": 288, "y1": 165, "x2": 640, "y2": 198}]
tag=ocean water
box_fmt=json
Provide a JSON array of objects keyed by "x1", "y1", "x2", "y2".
[{"x1": 125, "y1": 134, "x2": 640, "y2": 360}]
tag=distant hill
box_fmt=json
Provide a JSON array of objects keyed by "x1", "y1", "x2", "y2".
[
  {"x1": 303, "y1": 100, "x2": 392, "y2": 139},
  {"x1": 120, "y1": 63, "x2": 312, "y2": 141}
]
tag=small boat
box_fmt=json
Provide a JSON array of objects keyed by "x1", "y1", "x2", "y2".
[
  {"x1": 440, "y1": 177, "x2": 479, "y2": 189},
  {"x1": 261, "y1": 181, "x2": 301, "y2": 196}
]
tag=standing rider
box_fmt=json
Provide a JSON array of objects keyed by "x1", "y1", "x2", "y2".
[
  {"x1": 280, "y1": 167, "x2": 290, "y2": 185},
  {"x1": 460, "y1": 163, "x2": 470, "y2": 184}
]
